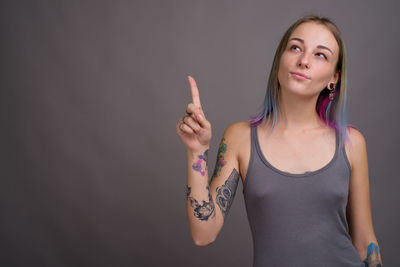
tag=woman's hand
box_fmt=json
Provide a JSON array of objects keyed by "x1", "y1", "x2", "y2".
[{"x1": 176, "y1": 76, "x2": 212, "y2": 153}]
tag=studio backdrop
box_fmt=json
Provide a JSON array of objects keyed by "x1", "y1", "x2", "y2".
[{"x1": 0, "y1": 1, "x2": 398, "y2": 266}]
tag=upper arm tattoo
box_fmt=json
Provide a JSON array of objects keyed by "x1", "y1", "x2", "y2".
[
  {"x1": 186, "y1": 185, "x2": 215, "y2": 221},
  {"x1": 215, "y1": 168, "x2": 240, "y2": 219},
  {"x1": 209, "y1": 137, "x2": 240, "y2": 219},
  {"x1": 211, "y1": 138, "x2": 227, "y2": 179}
]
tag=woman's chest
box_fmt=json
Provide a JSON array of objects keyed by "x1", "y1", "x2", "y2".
[
  {"x1": 238, "y1": 127, "x2": 340, "y2": 181},
  {"x1": 259, "y1": 133, "x2": 336, "y2": 174}
]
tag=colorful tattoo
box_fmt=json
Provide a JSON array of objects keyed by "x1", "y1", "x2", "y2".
[
  {"x1": 363, "y1": 242, "x2": 382, "y2": 267},
  {"x1": 186, "y1": 185, "x2": 215, "y2": 221},
  {"x1": 192, "y1": 149, "x2": 209, "y2": 176},
  {"x1": 211, "y1": 138, "x2": 227, "y2": 179},
  {"x1": 216, "y1": 168, "x2": 240, "y2": 219}
]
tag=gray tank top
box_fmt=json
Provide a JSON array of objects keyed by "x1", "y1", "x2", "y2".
[{"x1": 243, "y1": 125, "x2": 365, "y2": 267}]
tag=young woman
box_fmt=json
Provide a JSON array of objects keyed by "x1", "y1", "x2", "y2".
[{"x1": 176, "y1": 15, "x2": 383, "y2": 267}]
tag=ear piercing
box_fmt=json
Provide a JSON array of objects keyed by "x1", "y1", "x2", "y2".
[{"x1": 329, "y1": 83, "x2": 336, "y2": 101}]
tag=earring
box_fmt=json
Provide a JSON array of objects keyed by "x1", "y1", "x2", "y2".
[{"x1": 329, "y1": 83, "x2": 336, "y2": 101}]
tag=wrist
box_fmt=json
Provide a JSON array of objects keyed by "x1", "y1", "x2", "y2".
[
  {"x1": 187, "y1": 146, "x2": 210, "y2": 157},
  {"x1": 187, "y1": 147, "x2": 210, "y2": 178}
]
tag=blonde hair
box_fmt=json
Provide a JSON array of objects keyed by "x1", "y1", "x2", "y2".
[{"x1": 249, "y1": 15, "x2": 350, "y2": 143}]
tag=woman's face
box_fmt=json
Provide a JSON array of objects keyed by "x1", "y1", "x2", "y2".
[{"x1": 278, "y1": 22, "x2": 339, "y2": 98}]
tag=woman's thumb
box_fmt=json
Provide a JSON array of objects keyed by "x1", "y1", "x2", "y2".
[
  {"x1": 196, "y1": 113, "x2": 204, "y2": 121},
  {"x1": 195, "y1": 107, "x2": 207, "y2": 127}
]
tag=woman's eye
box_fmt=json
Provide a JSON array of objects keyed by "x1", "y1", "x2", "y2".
[
  {"x1": 316, "y1": 52, "x2": 327, "y2": 59},
  {"x1": 290, "y1": 45, "x2": 300, "y2": 51}
]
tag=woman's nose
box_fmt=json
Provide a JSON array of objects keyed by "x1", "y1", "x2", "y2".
[{"x1": 297, "y1": 53, "x2": 311, "y2": 69}]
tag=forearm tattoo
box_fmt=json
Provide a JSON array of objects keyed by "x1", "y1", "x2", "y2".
[
  {"x1": 186, "y1": 185, "x2": 215, "y2": 221},
  {"x1": 216, "y1": 168, "x2": 240, "y2": 219},
  {"x1": 363, "y1": 242, "x2": 382, "y2": 267},
  {"x1": 192, "y1": 149, "x2": 209, "y2": 176},
  {"x1": 211, "y1": 138, "x2": 227, "y2": 179}
]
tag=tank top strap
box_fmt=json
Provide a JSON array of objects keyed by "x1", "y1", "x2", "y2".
[
  {"x1": 250, "y1": 124, "x2": 257, "y2": 149},
  {"x1": 338, "y1": 128, "x2": 352, "y2": 175},
  {"x1": 249, "y1": 124, "x2": 259, "y2": 164}
]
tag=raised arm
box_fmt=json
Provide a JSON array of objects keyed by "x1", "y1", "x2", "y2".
[
  {"x1": 185, "y1": 128, "x2": 240, "y2": 246},
  {"x1": 176, "y1": 76, "x2": 241, "y2": 246}
]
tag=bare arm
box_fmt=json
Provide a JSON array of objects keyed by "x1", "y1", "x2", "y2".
[
  {"x1": 176, "y1": 76, "x2": 241, "y2": 246},
  {"x1": 185, "y1": 125, "x2": 241, "y2": 246},
  {"x1": 346, "y1": 127, "x2": 383, "y2": 266}
]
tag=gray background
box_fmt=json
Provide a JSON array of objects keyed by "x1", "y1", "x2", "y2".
[{"x1": 0, "y1": 0, "x2": 398, "y2": 266}]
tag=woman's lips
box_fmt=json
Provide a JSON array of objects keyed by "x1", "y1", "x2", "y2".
[{"x1": 290, "y1": 72, "x2": 310, "y2": 80}]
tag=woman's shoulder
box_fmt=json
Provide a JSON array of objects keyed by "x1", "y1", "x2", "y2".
[
  {"x1": 346, "y1": 125, "x2": 366, "y2": 141},
  {"x1": 221, "y1": 121, "x2": 252, "y2": 150},
  {"x1": 345, "y1": 125, "x2": 367, "y2": 171},
  {"x1": 345, "y1": 125, "x2": 367, "y2": 150},
  {"x1": 223, "y1": 121, "x2": 252, "y2": 139},
  {"x1": 221, "y1": 121, "x2": 252, "y2": 167}
]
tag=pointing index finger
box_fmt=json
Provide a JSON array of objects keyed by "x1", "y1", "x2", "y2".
[{"x1": 188, "y1": 76, "x2": 202, "y2": 108}]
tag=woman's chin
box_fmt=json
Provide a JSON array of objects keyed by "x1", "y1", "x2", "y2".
[{"x1": 281, "y1": 86, "x2": 318, "y2": 99}]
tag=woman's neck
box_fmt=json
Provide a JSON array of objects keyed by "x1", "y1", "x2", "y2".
[{"x1": 272, "y1": 89, "x2": 326, "y2": 134}]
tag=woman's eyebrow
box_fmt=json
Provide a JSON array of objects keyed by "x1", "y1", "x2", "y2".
[{"x1": 289, "y1": 37, "x2": 333, "y2": 55}]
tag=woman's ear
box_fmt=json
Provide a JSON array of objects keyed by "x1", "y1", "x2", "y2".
[
  {"x1": 328, "y1": 71, "x2": 340, "y2": 88},
  {"x1": 333, "y1": 71, "x2": 340, "y2": 84}
]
